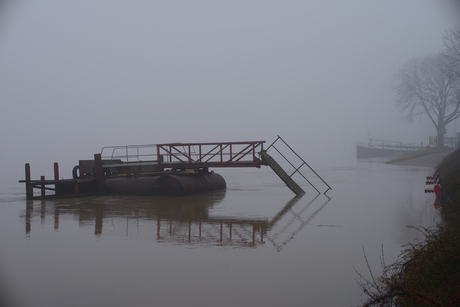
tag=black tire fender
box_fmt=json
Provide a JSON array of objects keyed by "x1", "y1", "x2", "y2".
[{"x1": 72, "y1": 165, "x2": 80, "y2": 179}]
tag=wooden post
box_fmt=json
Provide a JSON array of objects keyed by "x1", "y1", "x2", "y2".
[
  {"x1": 94, "y1": 153, "x2": 105, "y2": 195},
  {"x1": 40, "y1": 176, "x2": 45, "y2": 197},
  {"x1": 25, "y1": 163, "x2": 33, "y2": 200},
  {"x1": 54, "y1": 163, "x2": 59, "y2": 181}
]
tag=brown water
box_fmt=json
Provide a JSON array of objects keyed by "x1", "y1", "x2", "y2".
[{"x1": 0, "y1": 162, "x2": 441, "y2": 307}]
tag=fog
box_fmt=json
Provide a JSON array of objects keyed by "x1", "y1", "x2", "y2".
[{"x1": 1, "y1": 1, "x2": 459, "y2": 180}]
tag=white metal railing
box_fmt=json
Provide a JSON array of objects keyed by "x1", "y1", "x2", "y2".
[{"x1": 101, "y1": 144, "x2": 158, "y2": 163}]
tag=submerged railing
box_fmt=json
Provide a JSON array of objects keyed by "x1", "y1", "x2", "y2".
[{"x1": 265, "y1": 135, "x2": 331, "y2": 195}]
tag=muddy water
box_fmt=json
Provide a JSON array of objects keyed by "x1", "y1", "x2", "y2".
[{"x1": 0, "y1": 161, "x2": 441, "y2": 307}]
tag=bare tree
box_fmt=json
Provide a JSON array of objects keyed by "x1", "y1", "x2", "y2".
[
  {"x1": 393, "y1": 53, "x2": 460, "y2": 147},
  {"x1": 443, "y1": 26, "x2": 460, "y2": 79}
]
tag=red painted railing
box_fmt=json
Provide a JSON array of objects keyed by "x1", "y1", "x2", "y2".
[{"x1": 156, "y1": 141, "x2": 266, "y2": 169}]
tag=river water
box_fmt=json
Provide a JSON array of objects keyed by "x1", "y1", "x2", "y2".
[{"x1": 0, "y1": 160, "x2": 441, "y2": 307}]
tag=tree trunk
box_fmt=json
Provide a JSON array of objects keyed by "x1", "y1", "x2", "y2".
[
  {"x1": 437, "y1": 129, "x2": 445, "y2": 148},
  {"x1": 437, "y1": 115, "x2": 445, "y2": 148}
]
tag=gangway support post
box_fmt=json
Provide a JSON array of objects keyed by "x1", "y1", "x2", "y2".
[
  {"x1": 94, "y1": 153, "x2": 105, "y2": 195},
  {"x1": 260, "y1": 151, "x2": 305, "y2": 196}
]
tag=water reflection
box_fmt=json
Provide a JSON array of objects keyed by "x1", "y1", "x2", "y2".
[
  {"x1": 268, "y1": 195, "x2": 331, "y2": 252},
  {"x1": 22, "y1": 191, "x2": 331, "y2": 250},
  {"x1": 23, "y1": 192, "x2": 269, "y2": 248}
]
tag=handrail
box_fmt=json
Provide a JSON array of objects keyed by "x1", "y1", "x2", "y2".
[
  {"x1": 156, "y1": 141, "x2": 266, "y2": 168},
  {"x1": 99, "y1": 141, "x2": 266, "y2": 168},
  {"x1": 266, "y1": 135, "x2": 331, "y2": 195},
  {"x1": 101, "y1": 144, "x2": 157, "y2": 162}
]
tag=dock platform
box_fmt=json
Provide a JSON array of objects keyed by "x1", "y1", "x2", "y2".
[{"x1": 19, "y1": 138, "x2": 331, "y2": 199}]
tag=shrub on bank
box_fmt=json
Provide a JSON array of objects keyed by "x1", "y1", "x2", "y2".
[
  {"x1": 437, "y1": 149, "x2": 460, "y2": 201},
  {"x1": 359, "y1": 149, "x2": 460, "y2": 306}
]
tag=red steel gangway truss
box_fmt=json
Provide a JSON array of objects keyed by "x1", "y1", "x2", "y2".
[{"x1": 155, "y1": 141, "x2": 266, "y2": 170}]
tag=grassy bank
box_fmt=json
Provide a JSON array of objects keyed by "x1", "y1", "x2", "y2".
[
  {"x1": 386, "y1": 148, "x2": 452, "y2": 164},
  {"x1": 359, "y1": 149, "x2": 460, "y2": 306}
]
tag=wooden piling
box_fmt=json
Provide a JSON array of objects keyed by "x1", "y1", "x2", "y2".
[
  {"x1": 25, "y1": 163, "x2": 33, "y2": 200},
  {"x1": 40, "y1": 176, "x2": 45, "y2": 197},
  {"x1": 54, "y1": 163, "x2": 59, "y2": 181}
]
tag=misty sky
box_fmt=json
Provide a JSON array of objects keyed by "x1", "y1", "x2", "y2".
[{"x1": 1, "y1": 1, "x2": 459, "y2": 180}]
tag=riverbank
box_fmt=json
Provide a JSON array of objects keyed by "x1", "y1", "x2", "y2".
[
  {"x1": 387, "y1": 149, "x2": 454, "y2": 167},
  {"x1": 360, "y1": 149, "x2": 460, "y2": 306}
]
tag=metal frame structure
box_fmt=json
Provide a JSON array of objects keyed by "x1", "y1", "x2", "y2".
[
  {"x1": 20, "y1": 138, "x2": 332, "y2": 199},
  {"x1": 156, "y1": 141, "x2": 266, "y2": 169},
  {"x1": 266, "y1": 135, "x2": 331, "y2": 195},
  {"x1": 101, "y1": 144, "x2": 158, "y2": 163}
]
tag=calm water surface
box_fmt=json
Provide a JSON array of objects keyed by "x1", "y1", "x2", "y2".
[{"x1": 0, "y1": 161, "x2": 441, "y2": 307}]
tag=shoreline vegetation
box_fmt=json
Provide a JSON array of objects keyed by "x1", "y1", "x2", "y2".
[{"x1": 359, "y1": 149, "x2": 460, "y2": 306}]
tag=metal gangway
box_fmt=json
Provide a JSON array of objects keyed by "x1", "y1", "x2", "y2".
[
  {"x1": 263, "y1": 135, "x2": 332, "y2": 196},
  {"x1": 99, "y1": 137, "x2": 331, "y2": 196},
  {"x1": 100, "y1": 141, "x2": 266, "y2": 169}
]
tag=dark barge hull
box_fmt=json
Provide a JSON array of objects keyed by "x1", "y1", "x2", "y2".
[
  {"x1": 356, "y1": 145, "x2": 404, "y2": 159},
  {"x1": 105, "y1": 173, "x2": 226, "y2": 196},
  {"x1": 356, "y1": 144, "x2": 425, "y2": 159}
]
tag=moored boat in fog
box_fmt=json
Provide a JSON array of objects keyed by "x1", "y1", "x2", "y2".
[{"x1": 356, "y1": 138, "x2": 426, "y2": 159}]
